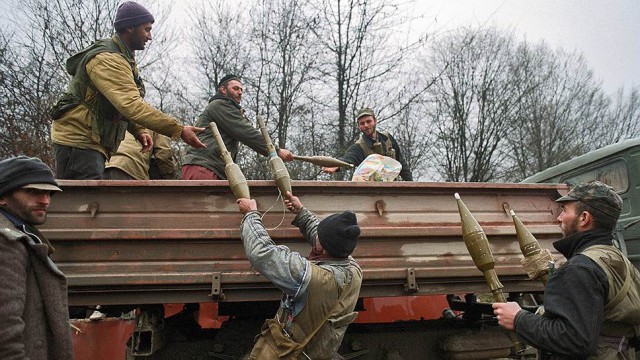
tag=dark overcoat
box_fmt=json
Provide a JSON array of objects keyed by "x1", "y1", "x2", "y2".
[{"x1": 0, "y1": 214, "x2": 73, "y2": 360}]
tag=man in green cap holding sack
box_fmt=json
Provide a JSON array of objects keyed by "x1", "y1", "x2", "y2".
[{"x1": 322, "y1": 107, "x2": 413, "y2": 181}]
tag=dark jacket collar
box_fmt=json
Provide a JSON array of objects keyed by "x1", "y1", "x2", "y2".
[
  {"x1": 0, "y1": 208, "x2": 55, "y2": 253},
  {"x1": 360, "y1": 131, "x2": 387, "y2": 145},
  {"x1": 209, "y1": 92, "x2": 241, "y2": 109},
  {"x1": 553, "y1": 228, "x2": 614, "y2": 259}
]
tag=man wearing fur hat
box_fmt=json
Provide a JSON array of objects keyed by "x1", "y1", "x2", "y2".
[
  {"x1": 237, "y1": 192, "x2": 362, "y2": 359},
  {"x1": 0, "y1": 156, "x2": 73, "y2": 359},
  {"x1": 181, "y1": 74, "x2": 293, "y2": 180},
  {"x1": 50, "y1": 1, "x2": 205, "y2": 180},
  {"x1": 493, "y1": 181, "x2": 640, "y2": 359}
]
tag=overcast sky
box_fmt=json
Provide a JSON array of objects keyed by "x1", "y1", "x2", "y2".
[
  {"x1": 409, "y1": 0, "x2": 640, "y2": 94},
  {"x1": 1, "y1": 0, "x2": 637, "y2": 95}
]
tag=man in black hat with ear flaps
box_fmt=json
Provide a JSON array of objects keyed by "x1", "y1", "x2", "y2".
[
  {"x1": 0, "y1": 156, "x2": 73, "y2": 359},
  {"x1": 237, "y1": 192, "x2": 362, "y2": 359},
  {"x1": 51, "y1": 1, "x2": 205, "y2": 180},
  {"x1": 181, "y1": 74, "x2": 293, "y2": 180},
  {"x1": 493, "y1": 181, "x2": 640, "y2": 359}
]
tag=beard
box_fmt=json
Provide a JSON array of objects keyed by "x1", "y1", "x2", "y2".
[
  {"x1": 133, "y1": 39, "x2": 146, "y2": 51},
  {"x1": 561, "y1": 216, "x2": 580, "y2": 237}
]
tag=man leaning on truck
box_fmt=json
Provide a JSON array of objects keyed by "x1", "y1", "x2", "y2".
[
  {"x1": 0, "y1": 156, "x2": 73, "y2": 360},
  {"x1": 50, "y1": 1, "x2": 205, "y2": 180},
  {"x1": 181, "y1": 74, "x2": 293, "y2": 180},
  {"x1": 236, "y1": 191, "x2": 362, "y2": 359},
  {"x1": 493, "y1": 181, "x2": 640, "y2": 359}
]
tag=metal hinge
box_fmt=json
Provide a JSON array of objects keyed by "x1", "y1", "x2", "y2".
[
  {"x1": 404, "y1": 268, "x2": 418, "y2": 293},
  {"x1": 209, "y1": 272, "x2": 225, "y2": 300}
]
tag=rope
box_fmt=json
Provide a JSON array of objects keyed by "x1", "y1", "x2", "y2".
[{"x1": 261, "y1": 187, "x2": 287, "y2": 231}]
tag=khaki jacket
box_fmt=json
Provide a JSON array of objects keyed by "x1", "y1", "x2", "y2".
[
  {"x1": 105, "y1": 131, "x2": 176, "y2": 180},
  {"x1": 581, "y1": 245, "x2": 640, "y2": 360},
  {"x1": 287, "y1": 263, "x2": 362, "y2": 358},
  {"x1": 51, "y1": 50, "x2": 183, "y2": 158}
]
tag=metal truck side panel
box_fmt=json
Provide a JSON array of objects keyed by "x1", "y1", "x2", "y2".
[{"x1": 41, "y1": 180, "x2": 565, "y2": 306}]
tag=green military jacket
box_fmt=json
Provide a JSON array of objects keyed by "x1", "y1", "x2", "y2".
[{"x1": 182, "y1": 94, "x2": 270, "y2": 179}]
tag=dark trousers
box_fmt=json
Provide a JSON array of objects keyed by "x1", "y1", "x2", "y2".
[{"x1": 53, "y1": 144, "x2": 105, "y2": 180}]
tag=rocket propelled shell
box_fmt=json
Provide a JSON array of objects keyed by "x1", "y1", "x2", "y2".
[
  {"x1": 292, "y1": 155, "x2": 354, "y2": 168},
  {"x1": 455, "y1": 193, "x2": 526, "y2": 355},
  {"x1": 256, "y1": 116, "x2": 292, "y2": 195},
  {"x1": 510, "y1": 210, "x2": 553, "y2": 285},
  {"x1": 454, "y1": 192, "x2": 503, "y2": 292},
  {"x1": 209, "y1": 123, "x2": 250, "y2": 199}
]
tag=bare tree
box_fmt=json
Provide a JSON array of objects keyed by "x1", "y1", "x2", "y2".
[
  {"x1": 247, "y1": 0, "x2": 316, "y2": 149},
  {"x1": 504, "y1": 43, "x2": 612, "y2": 181},
  {"x1": 426, "y1": 27, "x2": 525, "y2": 182},
  {"x1": 189, "y1": 0, "x2": 252, "y2": 97},
  {"x1": 14, "y1": 0, "x2": 175, "y2": 73},
  {"x1": 307, "y1": 0, "x2": 414, "y2": 164},
  {"x1": 18, "y1": 0, "x2": 120, "y2": 75},
  {"x1": 421, "y1": 26, "x2": 623, "y2": 183},
  {"x1": 600, "y1": 87, "x2": 640, "y2": 145},
  {"x1": 0, "y1": 27, "x2": 63, "y2": 165}
]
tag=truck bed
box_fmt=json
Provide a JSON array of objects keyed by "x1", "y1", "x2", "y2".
[{"x1": 42, "y1": 180, "x2": 566, "y2": 306}]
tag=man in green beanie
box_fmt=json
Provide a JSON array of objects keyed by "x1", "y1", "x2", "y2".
[
  {"x1": 236, "y1": 191, "x2": 362, "y2": 359},
  {"x1": 0, "y1": 156, "x2": 73, "y2": 359},
  {"x1": 493, "y1": 181, "x2": 640, "y2": 359},
  {"x1": 50, "y1": 1, "x2": 205, "y2": 180}
]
